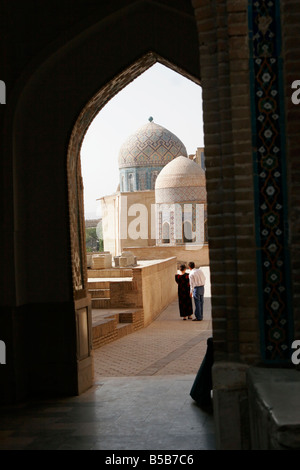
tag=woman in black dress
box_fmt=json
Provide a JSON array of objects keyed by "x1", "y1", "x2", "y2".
[{"x1": 175, "y1": 264, "x2": 193, "y2": 320}]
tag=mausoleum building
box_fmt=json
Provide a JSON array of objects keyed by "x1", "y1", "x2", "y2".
[{"x1": 99, "y1": 118, "x2": 208, "y2": 265}]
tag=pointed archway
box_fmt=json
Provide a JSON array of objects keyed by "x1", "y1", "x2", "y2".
[{"x1": 7, "y1": 1, "x2": 201, "y2": 399}]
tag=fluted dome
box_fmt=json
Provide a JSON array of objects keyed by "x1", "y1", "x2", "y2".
[
  {"x1": 155, "y1": 155, "x2": 206, "y2": 203},
  {"x1": 118, "y1": 118, "x2": 188, "y2": 169}
]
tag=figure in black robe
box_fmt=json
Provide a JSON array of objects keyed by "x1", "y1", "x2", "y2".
[
  {"x1": 175, "y1": 265, "x2": 193, "y2": 320},
  {"x1": 190, "y1": 337, "x2": 214, "y2": 410}
]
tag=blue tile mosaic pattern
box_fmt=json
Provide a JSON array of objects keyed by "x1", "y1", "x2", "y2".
[
  {"x1": 118, "y1": 120, "x2": 188, "y2": 191},
  {"x1": 120, "y1": 166, "x2": 163, "y2": 191},
  {"x1": 248, "y1": 0, "x2": 293, "y2": 362}
]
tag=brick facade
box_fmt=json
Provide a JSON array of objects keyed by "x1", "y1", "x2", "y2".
[{"x1": 192, "y1": 0, "x2": 259, "y2": 363}]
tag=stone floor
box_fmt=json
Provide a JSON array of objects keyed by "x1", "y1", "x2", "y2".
[
  {"x1": 0, "y1": 273, "x2": 216, "y2": 451},
  {"x1": 93, "y1": 299, "x2": 212, "y2": 378}
]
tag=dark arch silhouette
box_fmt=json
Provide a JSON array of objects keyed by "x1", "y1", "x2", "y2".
[{"x1": 4, "y1": 0, "x2": 201, "y2": 398}]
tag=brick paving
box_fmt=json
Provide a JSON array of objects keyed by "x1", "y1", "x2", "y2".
[{"x1": 93, "y1": 296, "x2": 212, "y2": 380}]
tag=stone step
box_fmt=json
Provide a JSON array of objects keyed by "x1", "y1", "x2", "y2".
[
  {"x1": 92, "y1": 316, "x2": 118, "y2": 349},
  {"x1": 92, "y1": 298, "x2": 111, "y2": 309},
  {"x1": 116, "y1": 323, "x2": 133, "y2": 339},
  {"x1": 92, "y1": 308, "x2": 144, "y2": 349},
  {"x1": 92, "y1": 315, "x2": 117, "y2": 330},
  {"x1": 88, "y1": 268, "x2": 133, "y2": 278},
  {"x1": 88, "y1": 280, "x2": 110, "y2": 289},
  {"x1": 89, "y1": 288, "x2": 110, "y2": 298},
  {"x1": 118, "y1": 310, "x2": 141, "y2": 323}
]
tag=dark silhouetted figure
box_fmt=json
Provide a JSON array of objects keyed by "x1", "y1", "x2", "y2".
[
  {"x1": 190, "y1": 337, "x2": 214, "y2": 410},
  {"x1": 175, "y1": 264, "x2": 193, "y2": 320}
]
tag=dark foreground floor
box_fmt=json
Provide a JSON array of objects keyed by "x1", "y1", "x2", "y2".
[
  {"x1": 0, "y1": 285, "x2": 216, "y2": 452},
  {"x1": 0, "y1": 375, "x2": 215, "y2": 451}
]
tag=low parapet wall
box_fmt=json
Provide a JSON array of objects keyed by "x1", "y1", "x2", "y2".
[
  {"x1": 136, "y1": 257, "x2": 178, "y2": 327},
  {"x1": 109, "y1": 257, "x2": 178, "y2": 326},
  {"x1": 124, "y1": 244, "x2": 209, "y2": 268}
]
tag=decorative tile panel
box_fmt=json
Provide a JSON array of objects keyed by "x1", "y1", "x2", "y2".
[
  {"x1": 119, "y1": 166, "x2": 164, "y2": 192},
  {"x1": 156, "y1": 186, "x2": 207, "y2": 204},
  {"x1": 249, "y1": 0, "x2": 293, "y2": 363}
]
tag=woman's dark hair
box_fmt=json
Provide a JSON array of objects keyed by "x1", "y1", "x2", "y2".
[{"x1": 179, "y1": 264, "x2": 186, "y2": 272}]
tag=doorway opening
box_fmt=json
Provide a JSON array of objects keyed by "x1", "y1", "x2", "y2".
[{"x1": 69, "y1": 58, "x2": 211, "y2": 379}]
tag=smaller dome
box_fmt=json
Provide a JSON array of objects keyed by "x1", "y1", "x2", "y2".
[
  {"x1": 155, "y1": 156, "x2": 206, "y2": 204},
  {"x1": 155, "y1": 155, "x2": 206, "y2": 189}
]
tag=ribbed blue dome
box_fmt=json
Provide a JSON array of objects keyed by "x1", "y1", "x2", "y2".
[{"x1": 118, "y1": 120, "x2": 188, "y2": 169}]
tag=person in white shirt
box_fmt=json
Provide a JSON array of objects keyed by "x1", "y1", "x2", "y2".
[{"x1": 188, "y1": 262, "x2": 206, "y2": 321}]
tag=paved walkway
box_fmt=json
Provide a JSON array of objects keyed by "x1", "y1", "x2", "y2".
[
  {"x1": 0, "y1": 269, "x2": 216, "y2": 451},
  {"x1": 93, "y1": 297, "x2": 212, "y2": 378}
]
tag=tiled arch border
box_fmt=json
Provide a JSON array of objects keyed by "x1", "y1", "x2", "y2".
[{"x1": 248, "y1": 0, "x2": 293, "y2": 363}]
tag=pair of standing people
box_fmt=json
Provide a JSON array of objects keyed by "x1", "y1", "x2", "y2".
[{"x1": 175, "y1": 262, "x2": 206, "y2": 321}]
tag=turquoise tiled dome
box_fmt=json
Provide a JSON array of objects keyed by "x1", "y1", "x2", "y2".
[{"x1": 118, "y1": 118, "x2": 188, "y2": 169}]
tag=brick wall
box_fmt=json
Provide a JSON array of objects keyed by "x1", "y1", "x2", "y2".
[
  {"x1": 108, "y1": 258, "x2": 178, "y2": 326},
  {"x1": 192, "y1": 0, "x2": 259, "y2": 363},
  {"x1": 126, "y1": 245, "x2": 209, "y2": 267},
  {"x1": 137, "y1": 257, "x2": 178, "y2": 326}
]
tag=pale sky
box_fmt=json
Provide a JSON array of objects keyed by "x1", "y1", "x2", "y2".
[{"x1": 81, "y1": 62, "x2": 204, "y2": 219}]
